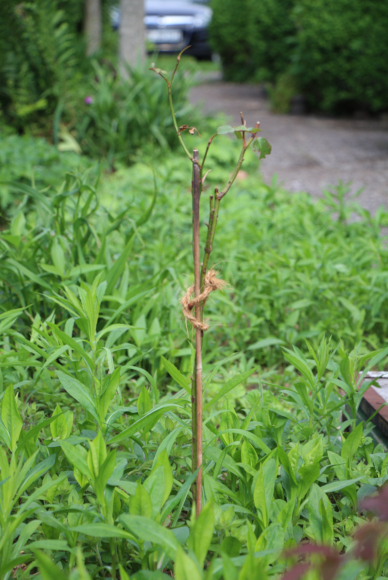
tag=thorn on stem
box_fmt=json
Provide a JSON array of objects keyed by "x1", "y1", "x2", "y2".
[{"x1": 202, "y1": 169, "x2": 211, "y2": 185}]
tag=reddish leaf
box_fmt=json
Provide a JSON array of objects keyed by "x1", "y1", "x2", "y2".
[
  {"x1": 285, "y1": 544, "x2": 337, "y2": 559},
  {"x1": 360, "y1": 485, "x2": 388, "y2": 520},
  {"x1": 321, "y1": 555, "x2": 343, "y2": 580},
  {"x1": 281, "y1": 562, "x2": 311, "y2": 580},
  {"x1": 354, "y1": 521, "x2": 386, "y2": 561}
]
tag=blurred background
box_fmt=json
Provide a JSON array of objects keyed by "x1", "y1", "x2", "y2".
[{"x1": 0, "y1": 0, "x2": 387, "y2": 207}]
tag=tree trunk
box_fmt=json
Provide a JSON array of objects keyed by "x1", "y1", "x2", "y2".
[
  {"x1": 119, "y1": 0, "x2": 145, "y2": 75},
  {"x1": 84, "y1": 0, "x2": 102, "y2": 56}
]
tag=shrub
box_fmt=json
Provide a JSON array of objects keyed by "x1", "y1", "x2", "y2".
[
  {"x1": 293, "y1": 0, "x2": 388, "y2": 113},
  {"x1": 211, "y1": 0, "x2": 388, "y2": 114},
  {"x1": 209, "y1": 0, "x2": 255, "y2": 81},
  {"x1": 248, "y1": 0, "x2": 297, "y2": 83},
  {"x1": 210, "y1": 0, "x2": 296, "y2": 82}
]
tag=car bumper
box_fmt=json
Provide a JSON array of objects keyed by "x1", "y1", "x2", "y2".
[{"x1": 146, "y1": 27, "x2": 212, "y2": 58}]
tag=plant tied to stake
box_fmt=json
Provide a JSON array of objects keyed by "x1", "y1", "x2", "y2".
[{"x1": 151, "y1": 49, "x2": 271, "y2": 514}]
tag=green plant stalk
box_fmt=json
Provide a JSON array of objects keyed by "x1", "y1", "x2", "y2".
[
  {"x1": 109, "y1": 538, "x2": 117, "y2": 580},
  {"x1": 150, "y1": 49, "x2": 193, "y2": 162},
  {"x1": 201, "y1": 193, "x2": 220, "y2": 292},
  {"x1": 200, "y1": 134, "x2": 218, "y2": 185},
  {"x1": 167, "y1": 86, "x2": 192, "y2": 162},
  {"x1": 200, "y1": 135, "x2": 254, "y2": 290},
  {"x1": 217, "y1": 135, "x2": 255, "y2": 200}
]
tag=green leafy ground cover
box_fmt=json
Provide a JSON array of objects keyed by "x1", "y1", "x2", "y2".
[{"x1": 1, "y1": 124, "x2": 388, "y2": 579}]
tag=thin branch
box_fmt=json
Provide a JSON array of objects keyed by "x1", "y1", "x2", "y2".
[
  {"x1": 170, "y1": 46, "x2": 191, "y2": 85},
  {"x1": 201, "y1": 189, "x2": 220, "y2": 292},
  {"x1": 168, "y1": 86, "x2": 192, "y2": 162},
  {"x1": 217, "y1": 135, "x2": 255, "y2": 201},
  {"x1": 201, "y1": 134, "x2": 218, "y2": 173},
  {"x1": 150, "y1": 58, "x2": 192, "y2": 162}
]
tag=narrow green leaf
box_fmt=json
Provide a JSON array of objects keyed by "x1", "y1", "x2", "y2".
[
  {"x1": 105, "y1": 234, "x2": 135, "y2": 295},
  {"x1": 161, "y1": 356, "x2": 190, "y2": 394},
  {"x1": 341, "y1": 422, "x2": 363, "y2": 464},
  {"x1": 60, "y1": 442, "x2": 91, "y2": 479},
  {"x1": 130, "y1": 483, "x2": 153, "y2": 518},
  {"x1": 1, "y1": 385, "x2": 22, "y2": 451},
  {"x1": 247, "y1": 337, "x2": 284, "y2": 351},
  {"x1": 321, "y1": 477, "x2": 364, "y2": 493},
  {"x1": 204, "y1": 367, "x2": 258, "y2": 411},
  {"x1": 108, "y1": 403, "x2": 185, "y2": 445},
  {"x1": 71, "y1": 523, "x2": 136, "y2": 541},
  {"x1": 34, "y1": 551, "x2": 68, "y2": 580},
  {"x1": 49, "y1": 324, "x2": 94, "y2": 371},
  {"x1": 188, "y1": 499, "x2": 214, "y2": 567},
  {"x1": 137, "y1": 386, "x2": 153, "y2": 417},
  {"x1": 29, "y1": 540, "x2": 71, "y2": 551},
  {"x1": 56, "y1": 371, "x2": 99, "y2": 424},
  {"x1": 119, "y1": 514, "x2": 179, "y2": 559},
  {"x1": 174, "y1": 547, "x2": 202, "y2": 580}
]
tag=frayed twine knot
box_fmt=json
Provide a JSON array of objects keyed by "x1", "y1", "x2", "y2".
[{"x1": 181, "y1": 268, "x2": 226, "y2": 331}]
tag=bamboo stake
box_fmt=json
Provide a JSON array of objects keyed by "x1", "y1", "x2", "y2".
[{"x1": 192, "y1": 149, "x2": 202, "y2": 514}]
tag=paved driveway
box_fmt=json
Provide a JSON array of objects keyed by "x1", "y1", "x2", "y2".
[{"x1": 190, "y1": 81, "x2": 388, "y2": 214}]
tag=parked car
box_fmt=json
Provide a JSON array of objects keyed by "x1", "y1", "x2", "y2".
[{"x1": 111, "y1": 0, "x2": 213, "y2": 60}]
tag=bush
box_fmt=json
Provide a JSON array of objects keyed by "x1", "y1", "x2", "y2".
[
  {"x1": 248, "y1": 0, "x2": 297, "y2": 83},
  {"x1": 209, "y1": 0, "x2": 255, "y2": 81},
  {"x1": 210, "y1": 0, "x2": 296, "y2": 82},
  {"x1": 293, "y1": 0, "x2": 388, "y2": 113},
  {"x1": 211, "y1": 0, "x2": 388, "y2": 114}
]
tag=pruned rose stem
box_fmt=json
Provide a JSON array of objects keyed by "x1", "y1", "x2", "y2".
[{"x1": 151, "y1": 50, "x2": 265, "y2": 515}]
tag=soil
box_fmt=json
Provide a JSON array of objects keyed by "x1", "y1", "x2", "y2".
[{"x1": 190, "y1": 80, "x2": 388, "y2": 214}]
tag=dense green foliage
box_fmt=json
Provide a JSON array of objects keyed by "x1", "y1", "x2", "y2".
[
  {"x1": 4, "y1": 136, "x2": 388, "y2": 368},
  {"x1": 0, "y1": 2, "x2": 197, "y2": 166},
  {"x1": 210, "y1": 0, "x2": 296, "y2": 83},
  {"x1": 210, "y1": 0, "x2": 388, "y2": 113},
  {"x1": 73, "y1": 62, "x2": 195, "y2": 166},
  {"x1": 0, "y1": 0, "x2": 81, "y2": 130},
  {"x1": 208, "y1": 0, "x2": 254, "y2": 82},
  {"x1": 293, "y1": 0, "x2": 388, "y2": 113},
  {"x1": 1, "y1": 121, "x2": 388, "y2": 578},
  {"x1": 249, "y1": 0, "x2": 296, "y2": 83},
  {"x1": 0, "y1": 131, "x2": 91, "y2": 218}
]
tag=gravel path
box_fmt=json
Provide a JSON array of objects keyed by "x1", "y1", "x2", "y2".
[{"x1": 190, "y1": 81, "x2": 388, "y2": 214}]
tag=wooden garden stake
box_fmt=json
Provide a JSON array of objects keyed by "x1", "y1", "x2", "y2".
[{"x1": 192, "y1": 149, "x2": 203, "y2": 514}]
